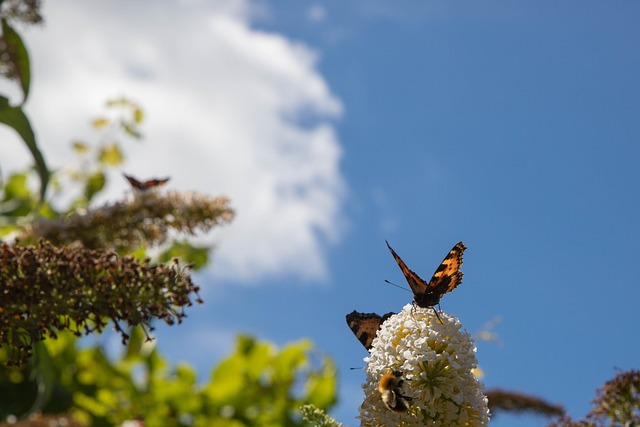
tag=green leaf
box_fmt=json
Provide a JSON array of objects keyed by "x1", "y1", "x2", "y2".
[
  {"x1": 1, "y1": 18, "x2": 31, "y2": 103},
  {"x1": 0, "y1": 223, "x2": 21, "y2": 236},
  {"x1": 97, "y1": 143, "x2": 123, "y2": 166},
  {"x1": 0, "y1": 96, "x2": 49, "y2": 200},
  {"x1": 133, "y1": 107, "x2": 144, "y2": 124},
  {"x1": 129, "y1": 245, "x2": 148, "y2": 260},
  {"x1": 304, "y1": 358, "x2": 337, "y2": 408},
  {"x1": 123, "y1": 326, "x2": 145, "y2": 362},
  {"x1": 91, "y1": 117, "x2": 109, "y2": 129},
  {"x1": 106, "y1": 97, "x2": 130, "y2": 108},
  {"x1": 0, "y1": 172, "x2": 36, "y2": 216},
  {"x1": 175, "y1": 364, "x2": 197, "y2": 385},
  {"x1": 3, "y1": 171, "x2": 30, "y2": 199},
  {"x1": 27, "y1": 342, "x2": 56, "y2": 415},
  {"x1": 158, "y1": 241, "x2": 210, "y2": 270},
  {"x1": 35, "y1": 201, "x2": 57, "y2": 219},
  {"x1": 84, "y1": 171, "x2": 106, "y2": 201},
  {"x1": 121, "y1": 121, "x2": 142, "y2": 139},
  {"x1": 207, "y1": 357, "x2": 246, "y2": 403},
  {"x1": 71, "y1": 140, "x2": 90, "y2": 154}
]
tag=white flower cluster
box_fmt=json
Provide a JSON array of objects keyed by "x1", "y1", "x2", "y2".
[{"x1": 359, "y1": 305, "x2": 489, "y2": 427}]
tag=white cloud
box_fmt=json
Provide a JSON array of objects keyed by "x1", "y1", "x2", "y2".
[{"x1": 13, "y1": 0, "x2": 345, "y2": 283}]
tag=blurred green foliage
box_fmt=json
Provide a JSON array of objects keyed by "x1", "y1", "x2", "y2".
[
  {"x1": 0, "y1": 330, "x2": 336, "y2": 426},
  {"x1": 0, "y1": 12, "x2": 47, "y2": 200},
  {"x1": 0, "y1": 6, "x2": 336, "y2": 425}
]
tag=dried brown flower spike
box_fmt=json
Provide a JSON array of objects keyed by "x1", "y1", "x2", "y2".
[{"x1": 0, "y1": 239, "x2": 202, "y2": 365}]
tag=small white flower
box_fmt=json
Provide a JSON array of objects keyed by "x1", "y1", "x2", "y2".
[{"x1": 359, "y1": 305, "x2": 490, "y2": 427}]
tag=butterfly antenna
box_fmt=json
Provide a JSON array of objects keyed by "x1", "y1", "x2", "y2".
[
  {"x1": 349, "y1": 366, "x2": 364, "y2": 371},
  {"x1": 384, "y1": 279, "x2": 411, "y2": 293}
]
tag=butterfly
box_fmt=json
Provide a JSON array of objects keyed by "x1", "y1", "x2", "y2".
[
  {"x1": 379, "y1": 370, "x2": 411, "y2": 412},
  {"x1": 346, "y1": 311, "x2": 395, "y2": 351},
  {"x1": 386, "y1": 240, "x2": 466, "y2": 310},
  {"x1": 123, "y1": 174, "x2": 170, "y2": 191}
]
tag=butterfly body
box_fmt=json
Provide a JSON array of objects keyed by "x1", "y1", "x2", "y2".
[
  {"x1": 379, "y1": 371, "x2": 411, "y2": 412},
  {"x1": 124, "y1": 174, "x2": 170, "y2": 191},
  {"x1": 346, "y1": 311, "x2": 394, "y2": 351},
  {"x1": 386, "y1": 240, "x2": 466, "y2": 309}
]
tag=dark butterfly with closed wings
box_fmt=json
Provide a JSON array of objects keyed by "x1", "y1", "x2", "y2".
[
  {"x1": 386, "y1": 240, "x2": 466, "y2": 310},
  {"x1": 346, "y1": 310, "x2": 395, "y2": 351},
  {"x1": 124, "y1": 174, "x2": 170, "y2": 191}
]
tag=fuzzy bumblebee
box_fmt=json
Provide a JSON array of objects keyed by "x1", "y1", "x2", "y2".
[{"x1": 378, "y1": 371, "x2": 411, "y2": 412}]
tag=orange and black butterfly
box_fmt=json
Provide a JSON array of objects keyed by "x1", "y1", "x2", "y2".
[
  {"x1": 346, "y1": 311, "x2": 395, "y2": 351},
  {"x1": 123, "y1": 174, "x2": 170, "y2": 191},
  {"x1": 386, "y1": 240, "x2": 466, "y2": 309}
]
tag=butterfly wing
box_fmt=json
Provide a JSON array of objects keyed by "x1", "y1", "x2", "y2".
[
  {"x1": 123, "y1": 174, "x2": 143, "y2": 189},
  {"x1": 386, "y1": 240, "x2": 466, "y2": 308},
  {"x1": 124, "y1": 174, "x2": 170, "y2": 190},
  {"x1": 346, "y1": 311, "x2": 394, "y2": 351},
  {"x1": 145, "y1": 177, "x2": 170, "y2": 188},
  {"x1": 385, "y1": 240, "x2": 430, "y2": 302},
  {"x1": 424, "y1": 242, "x2": 466, "y2": 304}
]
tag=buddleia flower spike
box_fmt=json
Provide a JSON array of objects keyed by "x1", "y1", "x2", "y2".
[{"x1": 358, "y1": 304, "x2": 490, "y2": 426}]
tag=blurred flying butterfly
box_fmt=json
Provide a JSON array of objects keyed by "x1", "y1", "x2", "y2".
[
  {"x1": 386, "y1": 240, "x2": 466, "y2": 310},
  {"x1": 378, "y1": 370, "x2": 411, "y2": 412},
  {"x1": 123, "y1": 174, "x2": 170, "y2": 191},
  {"x1": 346, "y1": 310, "x2": 395, "y2": 351}
]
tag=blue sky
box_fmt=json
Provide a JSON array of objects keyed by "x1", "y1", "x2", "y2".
[
  {"x1": 5, "y1": 1, "x2": 640, "y2": 426},
  {"x1": 253, "y1": 2, "x2": 640, "y2": 424}
]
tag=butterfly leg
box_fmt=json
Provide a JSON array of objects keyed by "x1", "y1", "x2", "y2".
[
  {"x1": 433, "y1": 307, "x2": 444, "y2": 324},
  {"x1": 410, "y1": 304, "x2": 419, "y2": 323}
]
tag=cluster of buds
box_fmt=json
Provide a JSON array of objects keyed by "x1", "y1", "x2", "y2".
[
  {"x1": 588, "y1": 369, "x2": 640, "y2": 425},
  {"x1": 0, "y1": 0, "x2": 43, "y2": 25},
  {"x1": 21, "y1": 191, "x2": 234, "y2": 252},
  {"x1": 0, "y1": 239, "x2": 201, "y2": 365}
]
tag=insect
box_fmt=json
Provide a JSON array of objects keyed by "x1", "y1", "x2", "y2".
[
  {"x1": 379, "y1": 370, "x2": 411, "y2": 412},
  {"x1": 345, "y1": 311, "x2": 395, "y2": 351},
  {"x1": 123, "y1": 174, "x2": 170, "y2": 191},
  {"x1": 386, "y1": 240, "x2": 466, "y2": 310}
]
